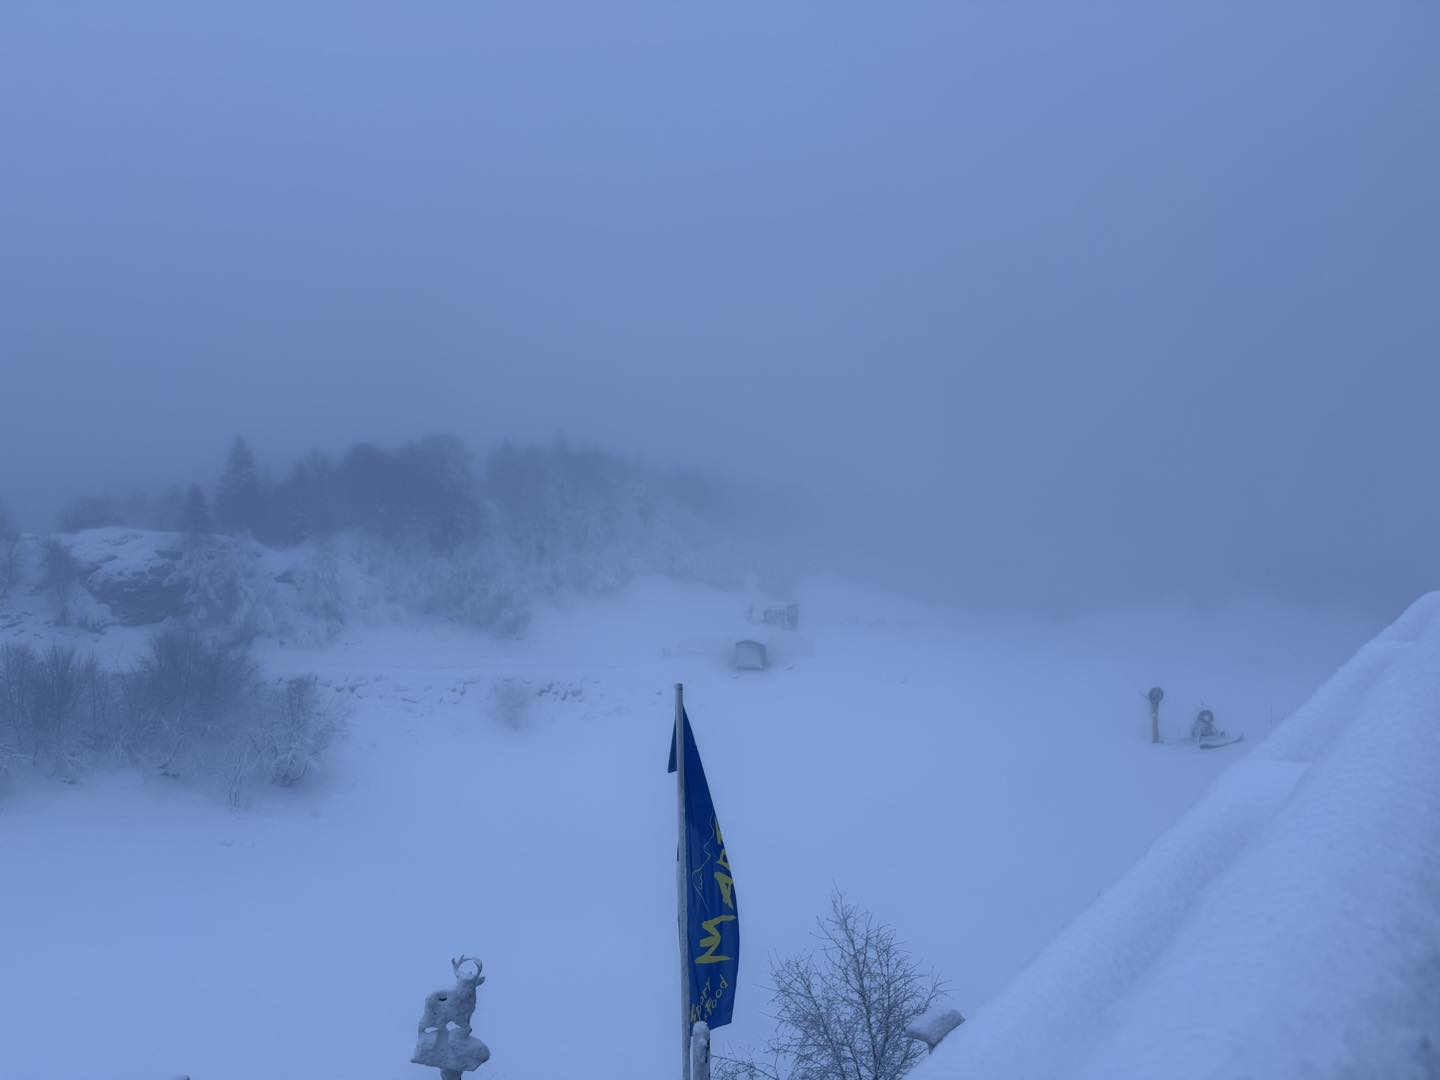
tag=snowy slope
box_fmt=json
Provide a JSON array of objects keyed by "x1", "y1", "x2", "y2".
[
  {"x1": 913, "y1": 593, "x2": 1440, "y2": 1080},
  {"x1": 0, "y1": 580, "x2": 1375, "y2": 1080}
]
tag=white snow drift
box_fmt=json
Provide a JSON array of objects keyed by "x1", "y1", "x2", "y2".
[{"x1": 914, "y1": 593, "x2": 1440, "y2": 1080}]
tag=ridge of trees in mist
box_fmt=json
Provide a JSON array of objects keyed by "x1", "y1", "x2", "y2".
[
  {"x1": 38, "y1": 434, "x2": 758, "y2": 554},
  {"x1": 0, "y1": 434, "x2": 788, "y2": 641}
]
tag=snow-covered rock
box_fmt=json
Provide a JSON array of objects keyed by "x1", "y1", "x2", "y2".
[{"x1": 65, "y1": 528, "x2": 188, "y2": 626}]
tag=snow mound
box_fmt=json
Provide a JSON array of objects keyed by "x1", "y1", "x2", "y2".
[{"x1": 914, "y1": 593, "x2": 1440, "y2": 1080}]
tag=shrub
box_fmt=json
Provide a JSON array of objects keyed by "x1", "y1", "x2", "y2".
[
  {"x1": 127, "y1": 630, "x2": 256, "y2": 777},
  {"x1": 0, "y1": 499, "x2": 18, "y2": 599},
  {"x1": 0, "y1": 643, "x2": 109, "y2": 781},
  {"x1": 0, "y1": 632, "x2": 340, "y2": 804},
  {"x1": 251, "y1": 674, "x2": 337, "y2": 787}
]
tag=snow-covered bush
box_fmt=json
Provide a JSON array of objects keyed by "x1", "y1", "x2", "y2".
[
  {"x1": 126, "y1": 629, "x2": 258, "y2": 777},
  {"x1": 0, "y1": 643, "x2": 113, "y2": 782},
  {"x1": 250, "y1": 674, "x2": 337, "y2": 787},
  {"x1": 490, "y1": 677, "x2": 533, "y2": 731},
  {"x1": 0, "y1": 499, "x2": 18, "y2": 600},
  {"x1": 128, "y1": 632, "x2": 339, "y2": 800},
  {"x1": 170, "y1": 534, "x2": 282, "y2": 644},
  {"x1": 420, "y1": 543, "x2": 531, "y2": 638},
  {"x1": 286, "y1": 540, "x2": 348, "y2": 637},
  {"x1": 0, "y1": 645, "x2": 36, "y2": 759},
  {"x1": 0, "y1": 632, "x2": 340, "y2": 803}
]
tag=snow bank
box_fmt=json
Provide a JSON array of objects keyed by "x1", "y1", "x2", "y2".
[{"x1": 914, "y1": 593, "x2": 1440, "y2": 1080}]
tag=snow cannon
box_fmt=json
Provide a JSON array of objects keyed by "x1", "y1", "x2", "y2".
[
  {"x1": 1147, "y1": 686, "x2": 1165, "y2": 744},
  {"x1": 1191, "y1": 707, "x2": 1245, "y2": 750}
]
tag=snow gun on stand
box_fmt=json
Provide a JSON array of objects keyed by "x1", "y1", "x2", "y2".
[
  {"x1": 1143, "y1": 687, "x2": 1245, "y2": 749},
  {"x1": 1191, "y1": 707, "x2": 1245, "y2": 750}
]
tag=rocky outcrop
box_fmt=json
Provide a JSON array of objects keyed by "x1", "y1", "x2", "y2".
[{"x1": 66, "y1": 528, "x2": 188, "y2": 626}]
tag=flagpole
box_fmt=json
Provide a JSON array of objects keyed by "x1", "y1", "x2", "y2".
[{"x1": 676, "y1": 682, "x2": 692, "y2": 1080}]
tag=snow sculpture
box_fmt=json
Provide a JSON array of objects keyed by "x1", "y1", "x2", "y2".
[{"x1": 412, "y1": 956, "x2": 491, "y2": 1079}]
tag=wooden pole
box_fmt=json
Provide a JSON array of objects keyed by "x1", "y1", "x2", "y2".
[{"x1": 676, "y1": 683, "x2": 692, "y2": 1080}]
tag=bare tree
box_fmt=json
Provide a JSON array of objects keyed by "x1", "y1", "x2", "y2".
[
  {"x1": 0, "y1": 643, "x2": 102, "y2": 779},
  {"x1": 0, "y1": 499, "x2": 20, "y2": 601},
  {"x1": 0, "y1": 643, "x2": 38, "y2": 767},
  {"x1": 717, "y1": 891, "x2": 947, "y2": 1080},
  {"x1": 31, "y1": 646, "x2": 85, "y2": 764},
  {"x1": 130, "y1": 630, "x2": 257, "y2": 776}
]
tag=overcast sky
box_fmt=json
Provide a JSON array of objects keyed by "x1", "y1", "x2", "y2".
[{"x1": 2, "y1": 2, "x2": 1437, "y2": 613}]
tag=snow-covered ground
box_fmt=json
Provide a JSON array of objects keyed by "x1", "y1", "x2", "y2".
[
  {"x1": 0, "y1": 578, "x2": 1381, "y2": 1079},
  {"x1": 914, "y1": 592, "x2": 1440, "y2": 1080}
]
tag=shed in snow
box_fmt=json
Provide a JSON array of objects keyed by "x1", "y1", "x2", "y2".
[{"x1": 733, "y1": 639, "x2": 767, "y2": 671}]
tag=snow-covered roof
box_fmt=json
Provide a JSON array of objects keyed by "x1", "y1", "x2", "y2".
[{"x1": 913, "y1": 592, "x2": 1440, "y2": 1080}]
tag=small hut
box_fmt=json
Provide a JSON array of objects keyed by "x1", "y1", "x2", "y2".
[{"x1": 733, "y1": 639, "x2": 767, "y2": 671}]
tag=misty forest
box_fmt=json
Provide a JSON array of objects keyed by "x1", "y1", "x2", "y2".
[{"x1": 2, "y1": 5, "x2": 1437, "y2": 1080}]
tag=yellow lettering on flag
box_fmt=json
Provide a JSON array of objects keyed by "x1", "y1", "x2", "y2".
[
  {"x1": 715, "y1": 871, "x2": 736, "y2": 910},
  {"x1": 696, "y1": 915, "x2": 738, "y2": 964}
]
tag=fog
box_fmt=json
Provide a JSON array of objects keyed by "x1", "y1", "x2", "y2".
[{"x1": 3, "y1": 1, "x2": 1437, "y2": 614}]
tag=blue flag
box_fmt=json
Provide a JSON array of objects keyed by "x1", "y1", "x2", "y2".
[{"x1": 668, "y1": 708, "x2": 739, "y2": 1029}]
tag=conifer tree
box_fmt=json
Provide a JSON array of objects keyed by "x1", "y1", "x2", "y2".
[
  {"x1": 215, "y1": 437, "x2": 264, "y2": 535},
  {"x1": 177, "y1": 485, "x2": 214, "y2": 539}
]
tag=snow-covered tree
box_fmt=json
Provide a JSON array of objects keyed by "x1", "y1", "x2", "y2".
[
  {"x1": 170, "y1": 533, "x2": 277, "y2": 644},
  {"x1": 295, "y1": 539, "x2": 346, "y2": 632}
]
